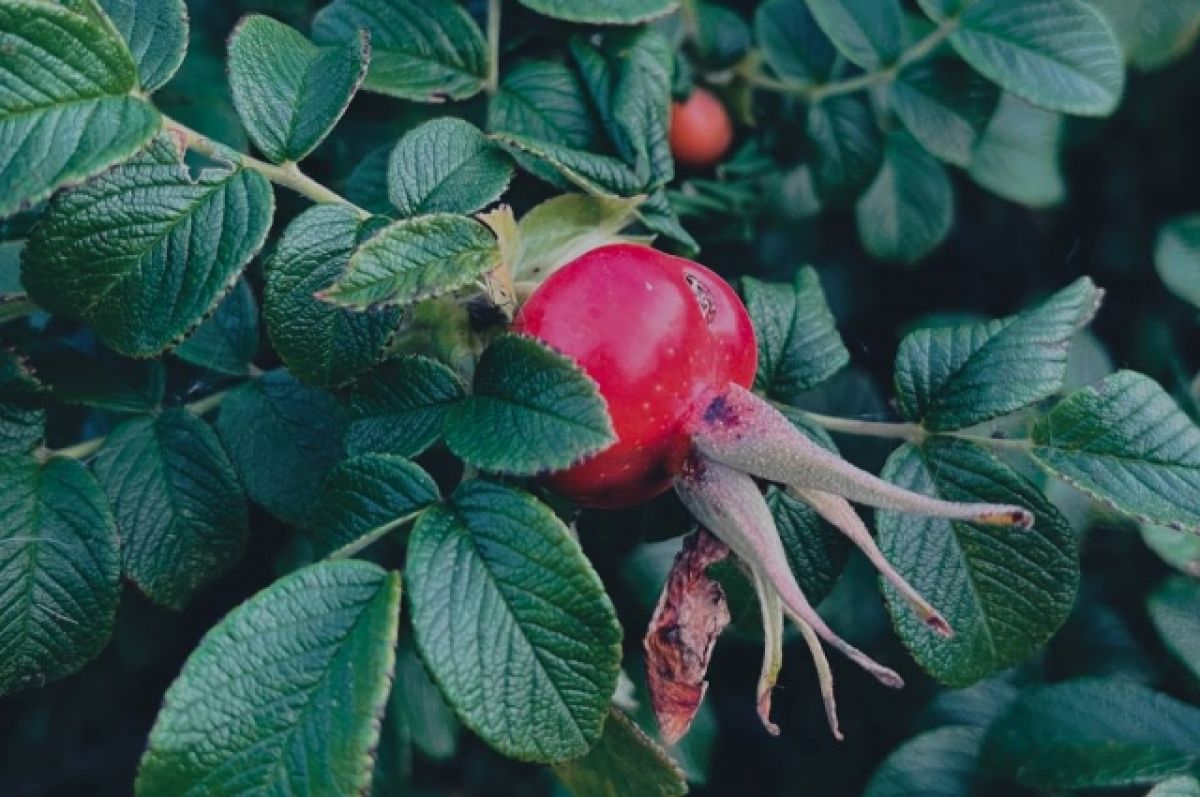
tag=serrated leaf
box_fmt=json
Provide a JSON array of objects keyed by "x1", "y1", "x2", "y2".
[
  {"x1": 135, "y1": 560, "x2": 401, "y2": 797},
  {"x1": 517, "y1": 0, "x2": 676, "y2": 25},
  {"x1": 895, "y1": 277, "x2": 1103, "y2": 431},
  {"x1": 1031, "y1": 371, "x2": 1200, "y2": 532},
  {"x1": 879, "y1": 439, "x2": 1078, "y2": 686},
  {"x1": 228, "y1": 14, "x2": 368, "y2": 164},
  {"x1": 265, "y1": 205, "x2": 401, "y2": 387},
  {"x1": 511, "y1": 193, "x2": 642, "y2": 282},
  {"x1": 216, "y1": 369, "x2": 346, "y2": 526},
  {"x1": 345, "y1": 355, "x2": 466, "y2": 457},
  {"x1": 0, "y1": 455, "x2": 120, "y2": 696},
  {"x1": 855, "y1": 133, "x2": 952, "y2": 264},
  {"x1": 388, "y1": 118, "x2": 514, "y2": 217},
  {"x1": 967, "y1": 93, "x2": 1065, "y2": 208},
  {"x1": 92, "y1": 409, "x2": 247, "y2": 609},
  {"x1": 889, "y1": 59, "x2": 1000, "y2": 167},
  {"x1": 487, "y1": 60, "x2": 599, "y2": 150},
  {"x1": 0, "y1": 350, "x2": 44, "y2": 455},
  {"x1": 864, "y1": 726, "x2": 986, "y2": 797},
  {"x1": 174, "y1": 279, "x2": 259, "y2": 376},
  {"x1": 98, "y1": 0, "x2": 188, "y2": 92},
  {"x1": 1149, "y1": 776, "x2": 1200, "y2": 797},
  {"x1": 1156, "y1": 212, "x2": 1200, "y2": 309},
  {"x1": 320, "y1": 214, "x2": 500, "y2": 310},
  {"x1": 443, "y1": 335, "x2": 615, "y2": 475},
  {"x1": 755, "y1": 0, "x2": 837, "y2": 83},
  {"x1": 981, "y1": 679, "x2": 1200, "y2": 788},
  {"x1": 553, "y1": 709, "x2": 688, "y2": 797},
  {"x1": 807, "y1": 94, "x2": 883, "y2": 202},
  {"x1": 313, "y1": 0, "x2": 486, "y2": 102},
  {"x1": 310, "y1": 453, "x2": 439, "y2": 557},
  {"x1": 407, "y1": 480, "x2": 622, "y2": 762},
  {"x1": 937, "y1": 0, "x2": 1124, "y2": 116},
  {"x1": 23, "y1": 135, "x2": 274, "y2": 357},
  {"x1": 31, "y1": 343, "x2": 164, "y2": 413},
  {"x1": 743, "y1": 268, "x2": 849, "y2": 402},
  {"x1": 805, "y1": 0, "x2": 904, "y2": 69},
  {"x1": 0, "y1": 0, "x2": 160, "y2": 217},
  {"x1": 1090, "y1": 0, "x2": 1200, "y2": 72},
  {"x1": 494, "y1": 133, "x2": 644, "y2": 197},
  {"x1": 1147, "y1": 576, "x2": 1200, "y2": 681}
]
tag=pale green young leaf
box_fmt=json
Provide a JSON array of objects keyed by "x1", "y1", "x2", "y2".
[
  {"x1": 517, "y1": 0, "x2": 676, "y2": 25},
  {"x1": 98, "y1": 0, "x2": 188, "y2": 92},
  {"x1": 228, "y1": 14, "x2": 368, "y2": 164},
  {"x1": 0, "y1": 455, "x2": 120, "y2": 697},
  {"x1": 388, "y1": 118, "x2": 514, "y2": 217},
  {"x1": 135, "y1": 560, "x2": 400, "y2": 797},
  {"x1": 967, "y1": 93, "x2": 1066, "y2": 208},
  {"x1": 755, "y1": 0, "x2": 837, "y2": 83},
  {"x1": 1089, "y1": 0, "x2": 1200, "y2": 72},
  {"x1": 553, "y1": 709, "x2": 688, "y2": 797},
  {"x1": 1155, "y1": 212, "x2": 1200, "y2": 309},
  {"x1": 807, "y1": 94, "x2": 883, "y2": 202},
  {"x1": 1148, "y1": 776, "x2": 1200, "y2": 797},
  {"x1": 174, "y1": 279, "x2": 259, "y2": 376},
  {"x1": 855, "y1": 133, "x2": 953, "y2": 264},
  {"x1": 344, "y1": 356, "x2": 466, "y2": 457},
  {"x1": 864, "y1": 726, "x2": 986, "y2": 797},
  {"x1": 1142, "y1": 524, "x2": 1200, "y2": 577},
  {"x1": 407, "y1": 480, "x2": 622, "y2": 762},
  {"x1": 93, "y1": 409, "x2": 247, "y2": 610},
  {"x1": 511, "y1": 194, "x2": 642, "y2": 282},
  {"x1": 1147, "y1": 577, "x2": 1200, "y2": 681},
  {"x1": 889, "y1": 59, "x2": 1000, "y2": 167},
  {"x1": 805, "y1": 0, "x2": 904, "y2": 69},
  {"x1": 443, "y1": 335, "x2": 615, "y2": 475}
]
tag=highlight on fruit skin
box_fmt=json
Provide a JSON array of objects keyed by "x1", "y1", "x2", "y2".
[{"x1": 512, "y1": 242, "x2": 1035, "y2": 740}]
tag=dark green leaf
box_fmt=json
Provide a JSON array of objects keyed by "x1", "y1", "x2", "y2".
[
  {"x1": 388, "y1": 118, "x2": 514, "y2": 217},
  {"x1": 228, "y1": 14, "x2": 368, "y2": 163},
  {"x1": 97, "y1": 0, "x2": 188, "y2": 92},
  {"x1": 855, "y1": 133, "x2": 953, "y2": 264},
  {"x1": 494, "y1": 133, "x2": 644, "y2": 197},
  {"x1": 0, "y1": 240, "x2": 35, "y2": 323},
  {"x1": 895, "y1": 277, "x2": 1103, "y2": 430},
  {"x1": 805, "y1": 0, "x2": 904, "y2": 69},
  {"x1": 344, "y1": 355, "x2": 466, "y2": 457},
  {"x1": 553, "y1": 709, "x2": 688, "y2": 797},
  {"x1": 265, "y1": 205, "x2": 401, "y2": 387},
  {"x1": 807, "y1": 94, "x2": 883, "y2": 202},
  {"x1": 0, "y1": 455, "x2": 120, "y2": 696},
  {"x1": 216, "y1": 369, "x2": 346, "y2": 526},
  {"x1": 755, "y1": 0, "x2": 837, "y2": 83},
  {"x1": 692, "y1": 2, "x2": 751, "y2": 69},
  {"x1": 889, "y1": 59, "x2": 1000, "y2": 167},
  {"x1": 0, "y1": 0, "x2": 160, "y2": 216},
  {"x1": 743, "y1": 268, "x2": 849, "y2": 402},
  {"x1": 23, "y1": 135, "x2": 274, "y2": 358},
  {"x1": 637, "y1": 189, "x2": 698, "y2": 254},
  {"x1": 1031, "y1": 370, "x2": 1200, "y2": 532},
  {"x1": 135, "y1": 560, "x2": 401, "y2": 797},
  {"x1": 343, "y1": 145, "x2": 394, "y2": 215},
  {"x1": 879, "y1": 439, "x2": 1078, "y2": 686},
  {"x1": 153, "y1": 26, "x2": 249, "y2": 152},
  {"x1": 769, "y1": 484, "x2": 851, "y2": 605},
  {"x1": 443, "y1": 335, "x2": 616, "y2": 475},
  {"x1": 967, "y1": 93, "x2": 1065, "y2": 208},
  {"x1": 93, "y1": 409, "x2": 247, "y2": 609},
  {"x1": 392, "y1": 638, "x2": 460, "y2": 760},
  {"x1": 313, "y1": 0, "x2": 486, "y2": 102},
  {"x1": 31, "y1": 344, "x2": 164, "y2": 413},
  {"x1": 981, "y1": 678, "x2": 1200, "y2": 788},
  {"x1": 864, "y1": 726, "x2": 986, "y2": 797},
  {"x1": 1147, "y1": 576, "x2": 1200, "y2": 681},
  {"x1": 1156, "y1": 212, "x2": 1200, "y2": 309},
  {"x1": 407, "y1": 480, "x2": 622, "y2": 762},
  {"x1": 517, "y1": 0, "x2": 676, "y2": 25},
  {"x1": 174, "y1": 280, "x2": 259, "y2": 376},
  {"x1": 310, "y1": 453, "x2": 439, "y2": 557},
  {"x1": 0, "y1": 350, "x2": 44, "y2": 455},
  {"x1": 487, "y1": 60, "x2": 599, "y2": 150}
]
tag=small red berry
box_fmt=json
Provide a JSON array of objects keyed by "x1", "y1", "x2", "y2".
[{"x1": 669, "y1": 87, "x2": 734, "y2": 169}]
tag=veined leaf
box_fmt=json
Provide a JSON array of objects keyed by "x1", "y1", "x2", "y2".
[
  {"x1": 889, "y1": 59, "x2": 1000, "y2": 167},
  {"x1": 1156, "y1": 212, "x2": 1200, "y2": 309},
  {"x1": 487, "y1": 60, "x2": 599, "y2": 150},
  {"x1": 517, "y1": 0, "x2": 676, "y2": 25},
  {"x1": 805, "y1": 0, "x2": 904, "y2": 69},
  {"x1": 864, "y1": 726, "x2": 986, "y2": 797},
  {"x1": 1147, "y1": 576, "x2": 1200, "y2": 681},
  {"x1": 494, "y1": 133, "x2": 643, "y2": 197},
  {"x1": 344, "y1": 355, "x2": 466, "y2": 457},
  {"x1": 807, "y1": 94, "x2": 883, "y2": 202},
  {"x1": 135, "y1": 560, "x2": 401, "y2": 797},
  {"x1": 967, "y1": 93, "x2": 1066, "y2": 208},
  {"x1": 855, "y1": 133, "x2": 952, "y2": 264},
  {"x1": 388, "y1": 118, "x2": 514, "y2": 217},
  {"x1": 98, "y1": 0, "x2": 188, "y2": 92},
  {"x1": 174, "y1": 279, "x2": 259, "y2": 376},
  {"x1": 553, "y1": 709, "x2": 688, "y2": 797},
  {"x1": 407, "y1": 480, "x2": 622, "y2": 762}
]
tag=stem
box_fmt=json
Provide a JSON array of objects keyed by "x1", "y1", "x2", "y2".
[
  {"x1": 163, "y1": 117, "x2": 368, "y2": 218},
  {"x1": 328, "y1": 511, "x2": 422, "y2": 560},
  {"x1": 801, "y1": 411, "x2": 926, "y2": 443},
  {"x1": 485, "y1": 0, "x2": 501, "y2": 95}
]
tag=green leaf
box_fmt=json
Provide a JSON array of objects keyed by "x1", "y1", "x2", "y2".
[
  {"x1": 154, "y1": 26, "x2": 248, "y2": 153},
  {"x1": 1142, "y1": 524, "x2": 1200, "y2": 577},
  {"x1": 511, "y1": 193, "x2": 642, "y2": 282},
  {"x1": 265, "y1": 205, "x2": 401, "y2": 387},
  {"x1": 443, "y1": 335, "x2": 616, "y2": 475},
  {"x1": 517, "y1": 0, "x2": 676, "y2": 25},
  {"x1": 22, "y1": 135, "x2": 274, "y2": 358},
  {"x1": 637, "y1": 188, "x2": 698, "y2": 254},
  {"x1": 313, "y1": 0, "x2": 486, "y2": 102},
  {"x1": 343, "y1": 145, "x2": 394, "y2": 215},
  {"x1": 769, "y1": 482, "x2": 851, "y2": 605},
  {"x1": 755, "y1": 0, "x2": 837, "y2": 83},
  {"x1": 937, "y1": 0, "x2": 1125, "y2": 116},
  {"x1": 1147, "y1": 576, "x2": 1200, "y2": 681},
  {"x1": 135, "y1": 560, "x2": 401, "y2": 797},
  {"x1": 487, "y1": 60, "x2": 599, "y2": 150},
  {"x1": 93, "y1": 409, "x2": 246, "y2": 609},
  {"x1": 345, "y1": 355, "x2": 466, "y2": 457},
  {"x1": 0, "y1": 0, "x2": 160, "y2": 217},
  {"x1": 97, "y1": 0, "x2": 188, "y2": 92},
  {"x1": 895, "y1": 277, "x2": 1103, "y2": 431},
  {"x1": 981, "y1": 678, "x2": 1200, "y2": 788},
  {"x1": 806, "y1": 94, "x2": 883, "y2": 202},
  {"x1": 31, "y1": 344, "x2": 164, "y2": 413},
  {"x1": 0, "y1": 240, "x2": 36, "y2": 323},
  {"x1": 228, "y1": 14, "x2": 368, "y2": 164},
  {"x1": 0, "y1": 351, "x2": 44, "y2": 455},
  {"x1": 174, "y1": 279, "x2": 259, "y2": 376},
  {"x1": 553, "y1": 709, "x2": 688, "y2": 797},
  {"x1": 1156, "y1": 212, "x2": 1200, "y2": 309},
  {"x1": 388, "y1": 118, "x2": 514, "y2": 217},
  {"x1": 855, "y1": 133, "x2": 953, "y2": 264},
  {"x1": 1149, "y1": 776, "x2": 1200, "y2": 797},
  {"x1": 742, "y1": 268, "x2": 849, "y2": 402},
  {"x1": 879, "y1": 439, "x2": 1078, "y2": 686},
  {"x1": 805, "y1": 0, "x2": 904, "y2": 69},
  {"x1": 319, "y1": 213, "x2": 500, "y2": 310},
  {"x1": 407, "y1": 480, "x2": 622, "y2": 762},
  {"x1": 889, "y1": 59, "x2": 1000, "y2": 167},
  {"x1": 216, "y1": 369, "x2": 346, "y2": 526},
  {"x1": 1090, "y1": 0, "x2": 1200, "y2": 72},
  {"x1": 0, "y1": 455, "x2": 120, "y2": 697},
  {"x1": 392, "y1": 638, "x2": 460, "y2": 760},
  {"x1": 310, "y1": 453, "x2": 439, "y2": 557},
  {"x1": 967, "y1": 93, "x2": 1065, "y2": 208},
  {"x1": 1031, "y1": 371, "x2": 1200, "y2": 532},
  {"x1": 864, "y1": 726, "x2": 986, "y2": 797},
  {"x1": 494, "y1": 133, "x2": 644, "y2": 197},
  {"x1": 692, "y1": 2, "x2": 752, "y2": 69}
]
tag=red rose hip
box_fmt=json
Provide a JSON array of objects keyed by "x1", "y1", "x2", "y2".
[{"x1": 669, "y1": 87, "x2": 734, "y2": 169}]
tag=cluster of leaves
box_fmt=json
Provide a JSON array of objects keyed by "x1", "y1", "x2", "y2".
[{"x1": 2, "y1": 0, "x2": 1200, "y2": 795}]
